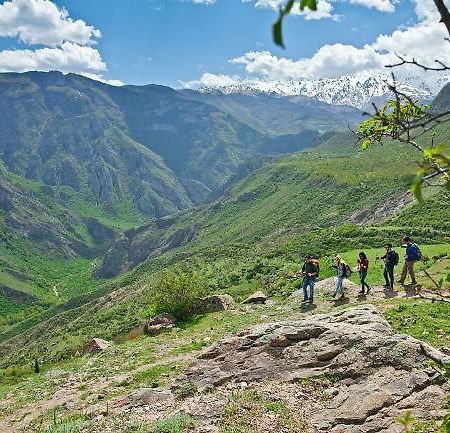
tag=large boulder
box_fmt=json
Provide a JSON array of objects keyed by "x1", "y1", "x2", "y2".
[
  {"x1": 175, "y1": 306, "x2": 449, "y2": 432},
  {"x1": 83, "y1": 338, "x2": 112, "y2": 354},
  {"x1": 143, "y1": 313, "x2": 176, "y2": 336},
  {"x1": 242, "y1": 291, "x2": 267, "y2": 304},
  {"x1": 198, "y1": 294, "x2": 234, "y2": 313}
]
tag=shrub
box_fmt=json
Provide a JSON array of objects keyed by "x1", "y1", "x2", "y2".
[
  {"x1": 150, "y1": 413, "x2": 195, "y2": 433},
  {"x1": 152, "y1": 270, "x2": 208, "y2": 322},
  {"x1": 176, "y1": 381, "x2": 198, "y2": 399}
]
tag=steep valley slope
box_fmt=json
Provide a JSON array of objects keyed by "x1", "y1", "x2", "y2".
[{"x1": 0, "y1": 71, "x2": 365, "y2": 317}]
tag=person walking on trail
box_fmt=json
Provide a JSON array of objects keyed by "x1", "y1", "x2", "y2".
[
  {"x1": 377, "y1": 243, "x2": 399, "y2": 290},
  {"x1": 332, "y1": 255, "x2": 348, "y2": 300},
  {"x1": 300, "y1": 256, "x2": 319, "y2": 304},
  {"x1": 357, "y1": 251, "x2": 371, "y2": 295},
  {"x1": 398, "y1": 236, "x2": 421, "y2": 287}
]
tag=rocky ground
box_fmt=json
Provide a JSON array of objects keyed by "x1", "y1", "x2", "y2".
[{"x1": 1, "y1": 279, "x2": 449, "y2": 433}]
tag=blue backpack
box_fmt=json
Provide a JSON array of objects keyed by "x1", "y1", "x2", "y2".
[{"x1": 409, "y1": 243, "x2": 422, "y2": 261}]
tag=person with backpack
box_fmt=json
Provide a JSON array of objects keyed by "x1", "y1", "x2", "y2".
[
  {"x1": 398, "y1": 236, "x2": 421, "y2": 286},
  {"x1": 357, "y1": 251, "x2": 371, "y2": 295},
  {"x1": 332, "y1": 255, "x2": 350, "y2": 299},
  {"x1": 300, "y1": 256, "x2": 320, "y2": 304},
  {"x1": 376, "y1": 243, "x2": 399, "y2": 290}
]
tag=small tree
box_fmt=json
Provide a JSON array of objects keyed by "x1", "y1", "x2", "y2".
[
  {"x1": 33, "y1": 357, "x2": 40, "y2": 374},
  {"x1": 152, "y1": 269, "x2": 209, "y2": 321}
]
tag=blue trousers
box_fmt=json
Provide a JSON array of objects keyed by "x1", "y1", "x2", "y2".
[
  {"x1": 302, "y1": 276, "x2": 316, "y2": 301},
  {"x1": 336, "y1": 276, "x2": 344, "y2": 295}
]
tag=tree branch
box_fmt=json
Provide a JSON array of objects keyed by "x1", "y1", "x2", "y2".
[{"x1": 433, "y1": 0, "x2": 450, "y2": 38}]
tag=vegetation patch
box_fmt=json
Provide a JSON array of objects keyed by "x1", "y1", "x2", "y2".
[
  {"x1": 385, "y1": 301, "x2": 450, "y2": 347},
  {"x1": 150, "y1": 413, "x2": 195, "y2": 433},
  {"x1": 219, "y1": 388, "x2": 307, "y2": 433}
]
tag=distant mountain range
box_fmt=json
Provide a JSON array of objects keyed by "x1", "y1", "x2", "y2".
[{"x1": 197, "y1": 73, "x2": 449, "y2": 109}]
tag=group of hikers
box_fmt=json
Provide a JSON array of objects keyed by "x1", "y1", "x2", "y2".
[{"x1": 298, "y1": 236, "x2": 422, "y2": 304}]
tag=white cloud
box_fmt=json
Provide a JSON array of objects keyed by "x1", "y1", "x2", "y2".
[
  {"x1": 244, "y1": 0, "x2": 395, "y2": 16},
  {"x1": 301, "y1": 1, "x2": 338, "y2": 20},
  {"x1": 231, "y1": 46, "x2": 383, "y2": 79},
  {"x1": 82, "y1": 72, "x2": 124, "y2": 86},
  {"x1": 179, "y1": 72, "x2": 242, "y2": 88},
  {"x1": 244, "y1": 0, "x2": 339, "y2": 20},
  {"x1": 0, "y1": 0, "x2": 123, "y2": 84},
  {"x1": 348, "y1": 0, "x2": 395, "y2": 13},
  {"x1": 0, "y1": 0, "x2": 101, "y2": 46},
  {"x1": 0, "y1": 42, "x2": 106, "y2": 74},
  {"x1": 192, "y1": 0, "x2": 217, "y2": 4}
]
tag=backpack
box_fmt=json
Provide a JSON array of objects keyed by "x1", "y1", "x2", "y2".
[
  {"x1": 303, "y1": 259, "x2": 320, "y2": 277},
  {"x1": 311, "y1": 259, "x2": 320, "y2": 277},
  {"x1": 410, "y1": 243, "x2": 422, "y2": 261},
  {"x1": 342, "y1": 263, "x2": 352, "y2": 278},
  {"x1": 392, "y1": 250, "x2": 400, "y2": 266}
]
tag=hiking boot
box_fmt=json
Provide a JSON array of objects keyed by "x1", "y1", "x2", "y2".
[
  {"x1": 358, "y1": 290, "x2": 365, "y2": 294},
  {"x1": 302, "y1": 298, "x2": 309, "y2": 303},
  {"x1": 366, "y1": 286, "x2": 371, "y2": 294},
  {"x1": 382, "y1": 284, "x2": 390, "y2": 288},
  {"x1": 309, "y1": 299, "x2": 314, "y2": 304}
]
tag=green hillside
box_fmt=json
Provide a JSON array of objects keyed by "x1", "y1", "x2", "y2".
[
  {"x1": 181, "y1": 90, "x2": 362, "y2": 135},
  {"x1": 1, "y1": 125, "x2": 448, "y2": 368}
]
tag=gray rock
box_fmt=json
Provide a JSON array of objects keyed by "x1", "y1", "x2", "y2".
[
  {"x1": 83, "y1": 338, "x2": 112, "y2": 354},
  {"x1": 45, "y1": 369, "x2": 66, "y2": 379},
  {"x1": 176, "y1": 306, "x2": 449, "y2": 431},
  {"x1": 242, "y1": 291, "x2": 267, "y2": 304},
  {"x1": 144, "y1": 313, "x2": 176, "y2": 336},
  {"x1": 122, "y1": 388, "x2": 174, "y2": 408},
  {"x1": 198, "y1": 294, "x2": 234, "y2": 313}
]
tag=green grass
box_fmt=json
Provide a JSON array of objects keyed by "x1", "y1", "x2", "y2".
[
  {"x1": 385, "y1": 300, "x2": 450, "y2": 347},
  {"x1": 150, "y1": 414, "x2": 195, "y2": 433}
]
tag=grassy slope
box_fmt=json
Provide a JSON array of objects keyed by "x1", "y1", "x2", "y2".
[{"x1": 1, "y1": 125, "x2": 448, "y2": 368}]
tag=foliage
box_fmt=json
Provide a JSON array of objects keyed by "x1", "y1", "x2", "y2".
[
  {"x1": 385, "y1": 300, "x2": 450, "y2": 347},
  {"x1": 273, "y1": 0, "x2": 317, "y2": 48},
  {"x1": 151, "y1": 270, "x2": 209, "y2": 322},
  {"x1": 150, "y1": 414, "x2": 195, "y2": 433},
  {"x1": 358, "y1": 100, "x2": 428, "y2": 150},
  {"x1": 357, "y1": 98, "x2": 449, "y2": 200},
  {"x1": 176, "y1": 381, "x2": 198, "y2": 399}
]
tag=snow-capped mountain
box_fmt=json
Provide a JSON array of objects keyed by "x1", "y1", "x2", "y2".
[{"x1": 198, "y1": 73, "x2": 449, "y2": 109}]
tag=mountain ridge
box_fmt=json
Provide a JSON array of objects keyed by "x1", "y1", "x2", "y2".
[{"x1": 195, "y1": 72, "x2": 447, "y2": 109}]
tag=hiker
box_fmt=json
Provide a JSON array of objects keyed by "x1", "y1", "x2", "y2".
[
  {"x1": 300, "y1": 256, "x2": 320, "y2": 304},
  {"x1": 332, "y1": 255, "x2": 348, "y2": 299},
  {"x1": 398, "y1": 236, "x2": 420, "y2": 286},
  {"x1": 357, "y1": 251, "x2": 371, "y2": 295},
  {"x1": 376, "y1": 243, "x2": 399, "y2": 290}
]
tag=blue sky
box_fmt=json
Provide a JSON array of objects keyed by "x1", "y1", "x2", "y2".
[{"x1": 0, "y1": 0, "x2": 447, "y2": 87}]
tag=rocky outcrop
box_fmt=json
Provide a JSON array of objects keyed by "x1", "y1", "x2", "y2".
[
  {"x1": 242, "y1": 291, "x2": 267, "y2": 304},
  {"x1": 83, "y1": 338, "x2": 112, "y2": 354},
  {"x1": 143, "y1": 313, "x2": 176, "y2": 336},
  {"x1": 198, "y1": 294, "x2": 234, "y2": 313},
  {"x1": 351, "y1": 191, "x2": 414, "y2": 225},
  {"x1": 95, "y1": 222, "x2": 199, "y2": 278},
  {"x1": 171, "y1": 306, "x2": 449, "y2": 432}
]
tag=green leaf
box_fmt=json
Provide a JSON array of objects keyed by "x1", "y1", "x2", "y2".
[
  {"x1": 285, "y1": 0, "x2": 296, "y2": 13},
  {"x1": 307, "y1": 0, "x2": 318, "y2": 11},
  {"x1": 411, "y1": 172, "x2": 424, "y2": 202},
  {"x1": 272, "y1": 15, "x2": 284, "y2": 48},
  {"x1": 300, "y1": 0, "x2": 317, "y2": 10}
]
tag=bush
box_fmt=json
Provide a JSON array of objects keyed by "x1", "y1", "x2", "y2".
[
  {"x1": 152, "y1": 270, "x2": 208, "y2": 322},
  {"x1": 176, "y1": 381, "x2": 198, "y2": 399},
  {"x1": 150, "y1": 414, "x2": 195, "y2": 433}
]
